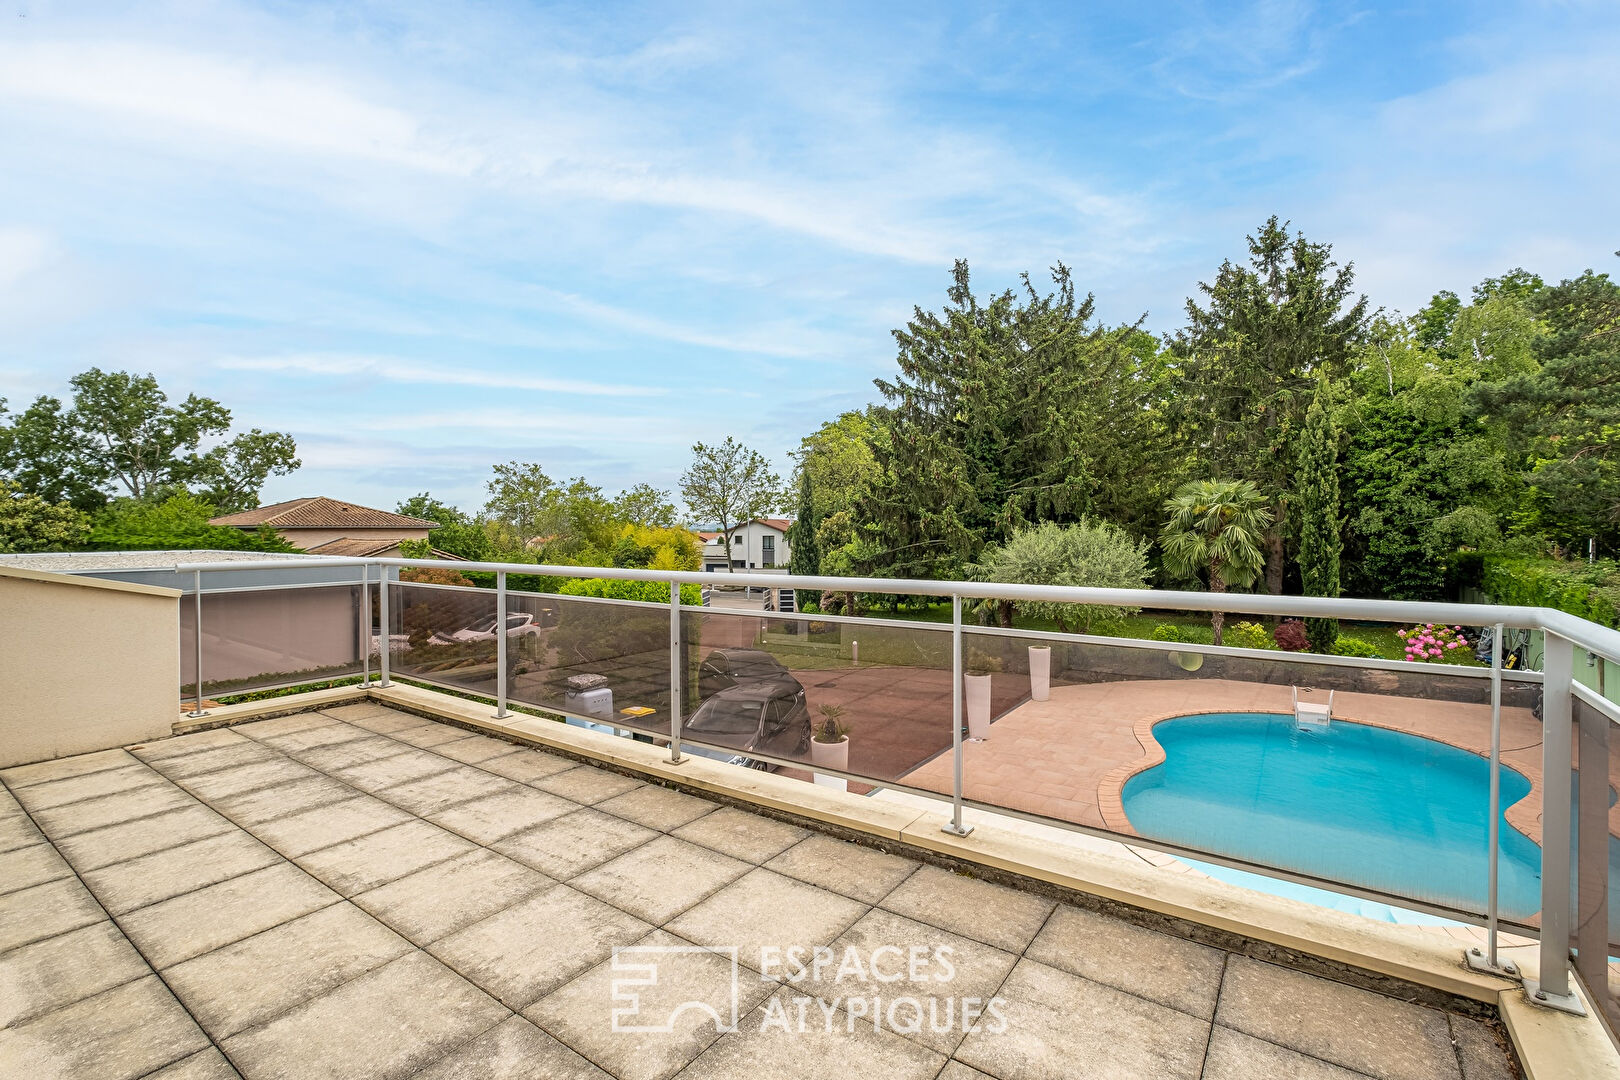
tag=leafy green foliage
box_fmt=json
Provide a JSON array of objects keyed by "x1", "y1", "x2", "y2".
[
  {"x1": 1481, "y1": 556, "x2": 1620, "y2": 628},
  {"x1": 1160, "y1": 479, "x2": 1273, "y2": 645},
  {"x1": 84, "y1": 492, "x2": 298, "y2": 552},
  {"x1": 967, "y1": 519, "x2": 1149, "y2": 632},
  {"x1": 1224, "y1": 621, "x2": 1272, "y2": 650},
  {"x1": 1296, "y1": 382, "x2": 1342, "y2": 650},
  {"x1": 787, "y1": 470, "x2": 821, "y2": 612},
  {"x1": 0, "y1": 481, "x2": 89, "y2": 552},
  {"x1": 557, "y1": 577, "x2": 701, "y2": 605},
  {"x1": 680, "y1": 437, "x2": 783, "y2": 572},
  {"x1": 1329, "y1": 636, "x2": 1383, "y2": 658}
]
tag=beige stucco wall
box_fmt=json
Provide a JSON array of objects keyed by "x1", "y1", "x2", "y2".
[
  {"x1": 270, "y1": 526, "x2": 433, "y2": 550},
  {"x1": 0, "y1": 567, "x2": 179, "y2": 768}
]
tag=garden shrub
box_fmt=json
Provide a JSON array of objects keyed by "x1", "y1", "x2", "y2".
[
  {"x1": 1224, "y1": 621, "x2": 1272, "y2": 651},
  {"x1": 558, "y1": 578, "x2": 701, "y2": 605},
  {"x1": 1272, "y1": 619, "x2": 1309, "y2": 651},
  {"x1": 1329, "y1": 636, "x2": 1383, "y2": 658},
  {"x1": 1482, "y1": 556, "x2": 1620, "y2": 628},
  {"x1": 1396, "y1": 623, "x2": 1474, "y2": 664},
  {"x1": 1149, "y1": 624, "x2": 1184, "y2": 642}
]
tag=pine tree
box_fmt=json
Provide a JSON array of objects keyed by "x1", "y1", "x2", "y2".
[
  {"x1": 1297, "y1": 382, "x2": 1343, "y2": 650},
  {"x1": 787, "y1": 470, "x2": 820, "y2": 610}
]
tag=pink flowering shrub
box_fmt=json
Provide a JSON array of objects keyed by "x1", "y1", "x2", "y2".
[{"x1": 1396, "y1": 623, "x2": 1472, "y2": 664}]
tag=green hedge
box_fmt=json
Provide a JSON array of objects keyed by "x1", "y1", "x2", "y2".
[
  {"x1": 1482, "y1": 556, "x2": 1620, "y2": 628},
  {"x1": 559, "y1": 578, "x2": 701, "y2": 606}
]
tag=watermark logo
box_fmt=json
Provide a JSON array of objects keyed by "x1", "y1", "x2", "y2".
[{"x1": 610, "y1": 945, "x2": 741, "y2": 1034}]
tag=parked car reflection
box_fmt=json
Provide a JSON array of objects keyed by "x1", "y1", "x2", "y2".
[{"x1": 686, "y1": 649, "x2": 811, "y2": 769}]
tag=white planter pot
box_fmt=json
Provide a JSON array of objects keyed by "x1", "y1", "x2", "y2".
[
  {"x1": 965, "y1": 673, "x2": 992, "y2": 740},
  {"x1": 809, "y1": 736, "x2": 849, "y2": 773},
  {"x1": 1028, "y1": 646, "x2": 1051, "y2": 702}
]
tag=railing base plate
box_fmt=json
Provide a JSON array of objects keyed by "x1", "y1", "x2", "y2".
[
  {"x1": 1463, "y1": 948, "x2": 1520, "y2": 979},
  {"x1": 940, "y1": 822, "x2": 974, "y2": 838},
  {"x1": 1521, "y1": 978, "x2": 1588, "y2": 1015}
]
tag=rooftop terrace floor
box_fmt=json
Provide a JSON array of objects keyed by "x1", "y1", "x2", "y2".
[{"x1": 1, "y1": 703, "x2": 1520, "y2": 1080}]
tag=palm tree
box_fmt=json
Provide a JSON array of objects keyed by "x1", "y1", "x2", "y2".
[{"x1": 1160, "y1": 480, "x2": 1274, "y2": 645}]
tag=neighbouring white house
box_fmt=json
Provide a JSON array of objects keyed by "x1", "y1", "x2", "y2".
[{"x1": 697, "y1": 517, "x2": 792, "y2": 571}]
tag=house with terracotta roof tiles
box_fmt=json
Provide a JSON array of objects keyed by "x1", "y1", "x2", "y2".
[{"x1": 208, "y1": 497, "x2": 444, "y2": 558}]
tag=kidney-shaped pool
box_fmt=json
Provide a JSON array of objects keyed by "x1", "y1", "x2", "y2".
[{"x1": 1120, "y1": 712, "x2": 1544, "y2": 920}]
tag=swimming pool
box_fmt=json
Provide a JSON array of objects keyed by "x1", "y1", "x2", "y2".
[{"x1": 1120, "y1": 712, "x2": 1544, "y2": 920}]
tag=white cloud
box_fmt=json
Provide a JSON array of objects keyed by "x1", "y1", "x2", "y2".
[{"x1": 218, "y1": 354, "x2": 667, "y2": 397}]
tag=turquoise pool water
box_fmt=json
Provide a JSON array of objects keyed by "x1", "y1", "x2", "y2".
[{"x1": 1120, "y1": 713, "x2": 1544, "y2": 920}]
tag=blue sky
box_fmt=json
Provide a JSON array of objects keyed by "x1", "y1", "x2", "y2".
[{"x1": 3, "y1": 1, "x2": 1617, "y2": 515}]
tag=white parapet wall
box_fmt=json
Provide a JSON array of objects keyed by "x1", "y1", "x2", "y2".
[{"x1": 0, "y1": 565, "x2": 180, "y2": 768}]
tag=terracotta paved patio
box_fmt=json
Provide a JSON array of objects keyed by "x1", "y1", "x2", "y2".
[{"x1": 0, "y1": 703, "x2": 1518, "y2": 1079}]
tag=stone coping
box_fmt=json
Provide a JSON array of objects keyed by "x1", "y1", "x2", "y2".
[{"x1": 168, "y1": 680, "x2": 1620, "y2": 1078}]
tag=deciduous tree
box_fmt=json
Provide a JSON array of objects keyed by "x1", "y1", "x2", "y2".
[{"x1": 680, "y1": 438, "x2": 783, "y2": 572}]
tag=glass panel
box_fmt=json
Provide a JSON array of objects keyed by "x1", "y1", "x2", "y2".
[
  {"x1": 1572, "y1": 693, "x2": 1620, "y2": 953},
  {"x1": 677, "y1": 609, "x2": 954, "y2": 788},
  {"x1": 182, "y1": 585, "x2": 364, "y2": 698},
  {"x1": 505, "y1": 592, "x2": 671, "y2": 737},
  {"x1": 389, "y1": 582, "x2": 499, "y2": 698},
  {"x1": 955, "y1": 622, "x2": 1527, "y2": 921}
]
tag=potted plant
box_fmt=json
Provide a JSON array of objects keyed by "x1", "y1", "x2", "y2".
[
  {"x1": 809, "y1": 704, "x2": 851, "y2": 772},
  {"x1": 964, "y1": 655, "x2": 1001, "y2": 740},
  {"x1": 1028, "y1": 645, "x2": 1051, "y2": 702}
]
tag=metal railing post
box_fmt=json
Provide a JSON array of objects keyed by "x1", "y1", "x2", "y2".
[
  {"x1": 1575, "y1": 660, "x2": 1610, "y2": 1000},
  {"x1": 359, "y1": 563, "x2": 372, "y2": 688},
  {"x1": 1528, "y1": 630, "x2": 1583, "y2": 1012},
  {"x1": 669, "y1": 581, "x2": 684, "y2": 764},
  {"x1": 186, "y1": 569, "x2": 207, "y2": 717},
  {"x1": 942, "y1": 593, "x2": 972, "y2": 837},
  {"x1": 377, "y1": 565, "x2": 392, "y2": 688},
  {"x1": 494, "y1": 571, "x2": 509, "y2": 719},
  {"x1": 1468, "y1": 623, "x2": 1517, "y2": 977}
]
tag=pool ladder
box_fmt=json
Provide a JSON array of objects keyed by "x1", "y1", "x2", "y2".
[{"x1": 1292, "y1": 686, "x2": 1334, "y2": 729}]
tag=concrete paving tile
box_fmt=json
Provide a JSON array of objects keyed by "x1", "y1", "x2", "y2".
[
  {"x1": 764, "y1": 834, "x2": 920, "y2": 905},
  {"x1": 527, "y1": 929, "x2": 773, "y2": 1080},
  {"x1": 176, "y1": 757, "x2": 322, "y2": 802},
  {"x1": 879, "y1": 865, "x2": 1055, "y2": 953},
  {"x1": 1, "y1": 746, "x2": 135, "y2": 787},
  {"x1": 0, "y1": 810, "x2": 45, "y2": 853},
  {"x1": 52, "y1": 804, "x2": 235, "y2": 871},
  {"x1": 1200, "y1": 1025, "x2": 1371, "y2": 1080},
  {"x1": 319, "y1": 702, "x2": 408, "y2": 725},
  {"x1": 164, "y1": 902, "x2": 413, "y2": 1039},
  {"x1": 249, "y1": 795, "x2": 414, "y2": 859},
  {"x1": 144, "y1": 1047, "x2": 243, "y2": 1079},
  {"x1": 432, "y1": 734, "x2": 522, "y2": 765},
  {"x1": 426, "y1": 786, "x2": 579, "y2": 844},
  {"x1": 221, "y1": 951, "x2": 508, "y2": 1080},
  {"x1": 1214, "y1": 956, "x2": 1458, "y2": 1080},
  {"x1": 292, "y1": 734, "x2": 415, "y2": 773},
  {"x1": 9, "y1": 762, "x2": 166, "y2": 812},
  {"x1": 342, "y1": 710, "x2": 433, "y2": 736},
  {"x1": 376, "y1": 764, "x2": 519, "y2": 815},
  {"x1": 428, "y1": 883, "x2": 652, "y2": 1008},
  {"x1": 478, "y1": 747, "x2": 579, "y2": 785},
  {"x1": 0, "y1": 877, "x2": 107, "y2": 952},
  {"x1": 677, "y1": 986, "x2": 946, "y2": 1080},
  {"x1": 596, "y1": 784, "x2": 718, "y2": 831},
  {"x1": 390, "y1": 723, "x2": 478, "y2": 749},
  {"x1": 572, "y1": 834, "x2": 749, "y2": 925},
  {"x1": 1448, "y1": 1015, "x2": 1518, "y2": 1080},
  {"x1": 1025, "y1": 904, "x2": 1226, "y2": 1020},
  {"x1": 665, "y1": 868, "x2": 868, "y2": 975},
  {"x1": 414, "y1": 1014, "x2": 609, "y2": 1080},
  {"x1": 0, "y1": 920, "x2": 151, "y2": 1026},
  {"x1": 0, "y1": 975, "x2": 210, "y2": 1080},
  {"x1": 146, "y1": 741, "x2": 285, "y2": 781},
  {"x1": 794, "y1": 908, "x2": 1018, "y2": 1055},
  {"x1": 81, "y1": 830, "x2": 282, "y2": 915},
  {"x1": 233, "y1": 713, "x2": 335, "y2": 740},
  {"x1": 328, "y1": 747, "x2": 458, "y2": 792},
  {"x1": 937, "y1": 1063, "x2": 996, "y2": 1080},
  {"x1": 354, "y1": 849, "x2": 552, "y2": 944},
  {"x1": 119, "y1": 862, "x2": 340, "y2": 969},
  {"x1": 255, "y1": 719, "x2": 374, "y2": 753},
  {"x1": 953, "y1": 957, "x2": 1209, "y2": 1080},
  {"x1": 130, "y1": 728, "x2": 251, "y2": 761},
  {"x1": 208, "y1": 774, "x2": 357, "y2": 827},
  {"x1": 32, "y1": 782, "x2": 197, "y2": 837},
  {"x1": 0, "y1": 839, "x2": 72, "y2": 895},
  {"x1": 493, "y1": 807, "x2": 658, "y2": 879},
  {"x1": 672, "y1": 807, "x2": 810, "y2": 864},
  {"x1": 534, "y1": 765, "x2": 645, "y2": 805},
  {"x1": 295, "y1": 819, "x2": 477, "y2": 896}
]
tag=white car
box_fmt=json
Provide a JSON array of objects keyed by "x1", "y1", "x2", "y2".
[{"x1": 429, "y1": 612, "x2": 546, "y2": 645}]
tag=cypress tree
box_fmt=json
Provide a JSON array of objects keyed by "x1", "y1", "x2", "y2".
[
  {"x1": 787, "y1": 471, "x2": 820, "y2": 611},
  {"x1": 1297, "y1": 381, "x2": 1342, "y2": 650}
]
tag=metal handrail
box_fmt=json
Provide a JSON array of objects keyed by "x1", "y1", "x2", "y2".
[{"x1": 168, "y1": 552, "x2": 1616, "y2": 1012}]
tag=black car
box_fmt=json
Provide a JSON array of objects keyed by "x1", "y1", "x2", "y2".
[
  {"x1": 686, "y1": 652, "x2": 811, "y2": 766},
  {"x1": 697, "y1": 648, "x2": 793, "y2": 700}
]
